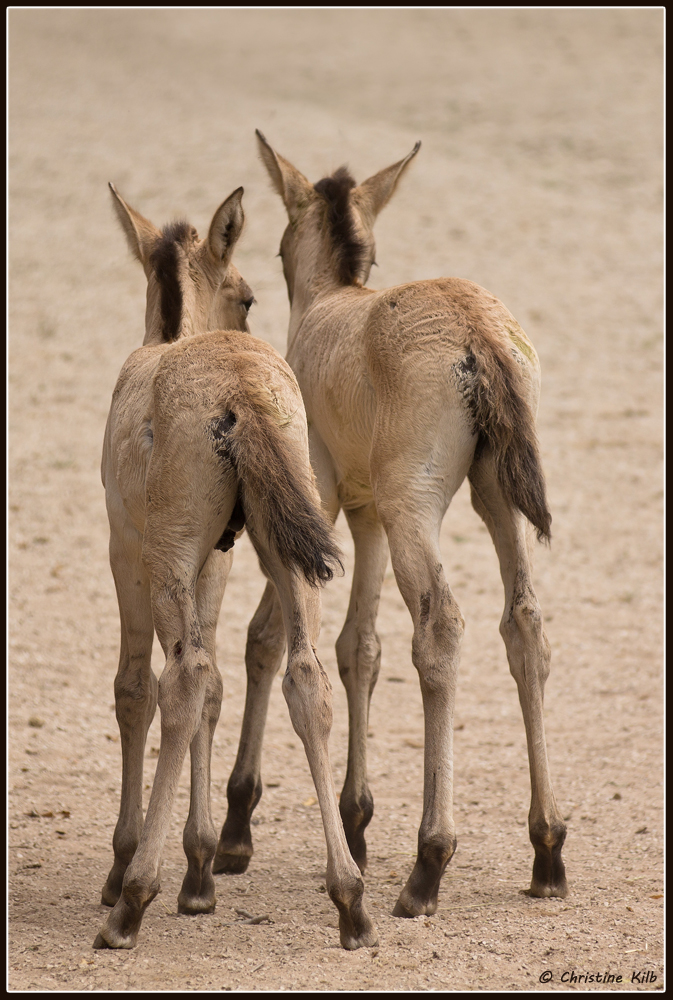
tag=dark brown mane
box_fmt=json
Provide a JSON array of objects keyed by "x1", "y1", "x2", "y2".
[
  {"x1": 314, "y1": 167, "x2": 367, "y2": 285},
  {"x1": 150, "y1": 220, "x2": 192, "y2": 342}
]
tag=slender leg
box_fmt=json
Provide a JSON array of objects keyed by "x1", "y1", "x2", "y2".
[
  {"x1": 214, "y1": 428, "x2": 340, "y2": 875},
  {"x1": 469, "y1": 452, "x2": 567, "y2": 897},
  {"x1": 280, "y1": 577, "x2": 378, "y2": 949},
  {"x1": 101, "y1": 526, "x2": 157, "y2": 907},
  {"x1": 213, "y1": 580, "x2": 286, "y2": 875},
  {"x1": 336, "y1": 503, "x2": 388, "y2": 872},
  {"x1": 371, "y1": 404, "x2": 475, "y2": 919},
  {"x1": 382, "y1": 513, "x2": 463, "y2": 918},
  {"x1": 247, "y1": 525, "x2": 377, "y2": 951},
  {"x1": 178, "y1": 549, "x2": 231, "y2": 914},
  {"x1": 94, "y1": 563, "x2": 215, "y2": 949}
]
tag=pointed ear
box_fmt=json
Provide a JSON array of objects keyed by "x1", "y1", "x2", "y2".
[
  {"x1": 255, "y1": 129, "x2": 313, "y2": 224},
  {"x1": 354, "y1": 141, "x2": 421, "y2": 224},
  {"x1": 108, "y1": 182, "x2": 161, "y2": 265},
  {"x1": 208, "y1": 186, "x2": 245, "y2": 265}
]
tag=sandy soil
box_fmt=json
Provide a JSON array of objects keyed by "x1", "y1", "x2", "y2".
[{"x1": 8, "y1": 9, "x2": 663, "y2": 992}]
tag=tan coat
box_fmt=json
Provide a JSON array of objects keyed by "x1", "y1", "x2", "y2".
[
  {"x1": 95, "y1": 186, "x2": 374, "y2": 953},
  {"x1": 216, "y1": 135, "x2": 567, "y2": 925}
]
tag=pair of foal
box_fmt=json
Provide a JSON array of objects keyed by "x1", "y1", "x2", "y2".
[{"x1": 95, "y1": 134, "x2": 567, "y2": 951}]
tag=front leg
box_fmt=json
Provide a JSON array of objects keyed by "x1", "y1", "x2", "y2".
[
  {"x1": 336, "y1": 504, "x2": 388, "y2": 873},
  {"x1": 177, "y1": 669, "x2": 223, "y2": 915},
  {"x1": 179, "y1": 549, "x2": 229, "y2": 908},
  {"x1": 213, "y1": 581, "x2": 286, "y2": 875}
]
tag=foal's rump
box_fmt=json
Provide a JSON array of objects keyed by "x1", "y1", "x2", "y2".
[
  {"x1": 366, "y1": 277, "x2": 552, "y2": 542},
  {"x1": 148, "y1": 330, "x2": 341, "y2": 584}
]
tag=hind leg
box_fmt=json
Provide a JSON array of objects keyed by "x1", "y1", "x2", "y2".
[
  {"x1": 336, "y1": 503, "x2": 388, "y2": 872},
  {"x1": 215, "y1": 428, "x2": 340, "y2": 874},
  {"x1": 101, "y1": 524, "x2": 157, "y2": 907},
  {"x1": 213, "y1": 580, "x2": 286, "y2": 875},
  {"x1": 381, "y1": 509, "x2": 463, "y2": 917},
  {"x1": 178, "y1": 548, "x2": 231, "y2": 914},
  {"x1": 469, "y1": 450, "x2": 567, "y2": 897},
  {"x1": 95, "y1": 496, "x2": 225, "y2": 949},
  {"x1": 372, "y1": 404, "x2": 475, "y2": 918},
  {"x1": 246, "y1": 525, "x2": 377, "y2": 951}
]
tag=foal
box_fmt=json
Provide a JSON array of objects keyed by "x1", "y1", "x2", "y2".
[
  {"x1": 95, "y1": 185, "x2": 376, "y2": 951},
  {"x1": 215, "y1": 135, "x2": 567, "y2": 923}
]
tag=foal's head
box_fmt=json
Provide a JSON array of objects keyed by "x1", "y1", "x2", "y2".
[
  {"x1": 109, "y1": 184, "x2": 254, "y2": 345},
  {"x1": 255, "y1": 131, "x2": 420, "y2": 304}
]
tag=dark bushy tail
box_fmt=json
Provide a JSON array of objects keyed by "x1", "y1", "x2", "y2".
[
  {"x1": 464, "y1": 335, "x2": 552, "y2": 543},
  {"x1": 211, "y1": 407, "x2": 342, "y2": 585}
]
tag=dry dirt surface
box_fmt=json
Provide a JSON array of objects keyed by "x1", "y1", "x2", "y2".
[{"x1": 8, "y1": 9, "x2": 663, "y2": 993}]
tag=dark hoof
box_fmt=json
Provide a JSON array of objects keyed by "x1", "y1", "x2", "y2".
[
  {"x1": 337, "y1": 902, "x2": 379, "y2": 951},
  {"x1": 529, "y1": 877, "x2": 569, "y2": 899},
  {"x1": 392, "y1": 890, "x2": 437, "y2": 918},
  {"x1": 93, "y1": 922, "x2": 138, "y2": 950},
  {"x1": 178, "y1": 864, "x2": 216, "y2": 913},
  {"x1": 329, "y1": 875, "x2": 378, "y2": 951},
  {"x1": 94, "y1": 880, "x2": 159, "y2": 949},
  {"x1": 392, "y1": 833, "x2": 455, "y2": 918},
  {"x1": 177, "y1": 896, "x2": 217, "y2": 915},
  {"x1": 212, "y1": 850, "x2": 251, "y2": 876},
  {"x1": 340, "y1": 919, "x2": 379, "y2": 951},
  {"x1": 530, "y1": 831, "x2": 567, "y2": 898}
]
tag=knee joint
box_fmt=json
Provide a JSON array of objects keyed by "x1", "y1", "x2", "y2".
[
  {"x1": 501, "y1": 598, "x2": 551, "y2": 682},
  {"x1": 282, "y1": 656, "x2": 333, "y2": 739},
  {"x1": 411, "y1": 591, "x2": 464, "y2": 688}
]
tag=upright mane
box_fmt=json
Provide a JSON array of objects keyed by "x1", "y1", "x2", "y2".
[
  {"x1": 313, "y1": 167, "x2": 367, "y2": 286},
  {"x1": 150, "y1": 220, "x2": 192, "y2": 342}
]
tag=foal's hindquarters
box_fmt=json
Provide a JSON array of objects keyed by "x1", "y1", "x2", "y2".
[{"x1": 95, "y1": 331, "x2": 376, "y2": 950}]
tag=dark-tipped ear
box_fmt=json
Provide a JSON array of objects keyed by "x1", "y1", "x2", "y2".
[
  {"x1": 255, "y1": 129, "x2": 313, "y2": 225},
  {"x1": 108, "y1": 182, "x2": 161, "y2": 266},
  {"x1": 354, "y1": 141, "x2": 421, "y2": 225},
  {"x1": 208, "y1": 187, "x2": 245, "y2": 265}
]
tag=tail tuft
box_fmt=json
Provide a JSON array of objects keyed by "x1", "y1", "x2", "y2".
[
  {"x1": 461, "y1": 343, "x2": 552, "y2": 544},
  {"x1": 211, "y1": 408, "x2": 343, "y2": 585}
]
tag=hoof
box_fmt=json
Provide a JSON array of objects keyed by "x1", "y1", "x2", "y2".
[
  {"x1": 212, "y1": 850, "x2": 251, "y2": 876},
  {"x1": 338, "y1": 900, "x2": 379, "y2": 951},
  {"x1": 93, "y1": 924, "x2": 137, "y2": 950},
  {"x1": 392, "y1": 889, "x2": 437, "y2": 919},
  {"x1": 392, "y1": 834, "x2": 455, "y2": 919},
  {"x1": 530, "y1": 834, "x2": 567, "y2": 899},
  {"x1": 340, "y1": 921, "x2": 379, "y2": 951},
  {"x1": 177, "y1": 897, "x2": 217, "y2": 915},
  {"x1": 178, "y1": 864, "x2": 216, "y2": 913},
  {"x1": 329, "y1": 875, "x2": 378, "y2": 951},
  {"x1": 94, "y1": 879, "x2": 158, "y2": 949},
  {"x1": 529, "y1": 878, "x2": 569, "y2": 899}
]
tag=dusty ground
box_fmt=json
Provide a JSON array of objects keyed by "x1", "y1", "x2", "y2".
[{"x1": 8, "y1": 9, "x2": 663, "y2": 993}]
